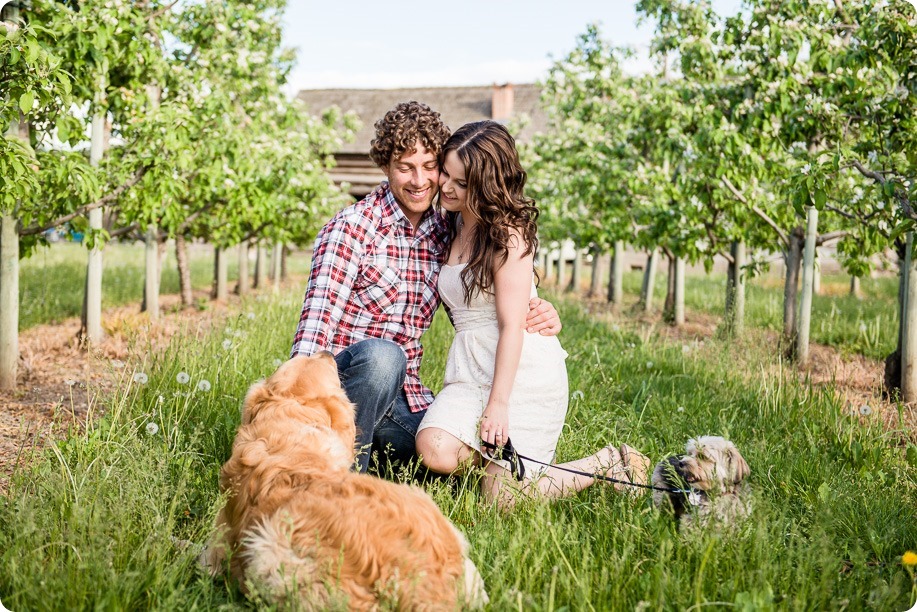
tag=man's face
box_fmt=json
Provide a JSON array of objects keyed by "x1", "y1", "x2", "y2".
[{"x1": 383, "y1": 144, "x2": 439, "y2": 227}]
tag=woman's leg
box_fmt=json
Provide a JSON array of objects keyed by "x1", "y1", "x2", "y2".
[
  {"x1": 482, "y1": 445, "x2": 651, "y2": 508},
  {"x1": 416, "y1": 427, "x2": 479, "y2": 474}
]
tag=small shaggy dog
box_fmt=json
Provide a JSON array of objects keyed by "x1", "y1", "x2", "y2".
[
  {"x1": 200, "y1": 353, "x2": 488, "y2": 610},
  {"x1": 651, "y1": 436, "x2": 751, "y2": 531}
]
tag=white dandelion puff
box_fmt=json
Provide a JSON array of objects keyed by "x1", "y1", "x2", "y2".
[
  {"x1": 677, "y1": 406, "x2": 685, "y2": 413},
  {"x1": 176, "y1": 372, "x2": 191, "y2": 385},
  {"x1": 646, "y1": 361, "x2": 654, "y2": 369},
  {"x1": 197, "y1": 379, "x2": 212, "y2": 392},
  {"x1": 571, "y1": 390, "x2": 585, "y2": 401},
  {"x1": 133, "y1": 372, "x2": 149, "y2": 385},
  {"x1": 222, "y1": 339, "x2": 233, "y2": 350},
  {"x1": 246, "y1": 312, "x2": 256, "y2": 320},
  {"x1": 859, "y1": 405, "x2": 872, "y2": 416},
  {"x1": 111, "y1": 360, "x2": 125, "y2": 369},
  {"x1": 65, "y1": 379, "x2": 77, "y2": 387},
  {"x1": 146, "y1": 422, "x2": 159, "y2": 435}
]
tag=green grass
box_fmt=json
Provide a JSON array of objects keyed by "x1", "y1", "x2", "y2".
[
  {"x1": 1, "y1": 288, "x2": 915, "y2": 610},
  {"x1": 615, "y1": 270, "x2": 899, "y2": 361},
  {"x1": 18, "y1": 242, "x2": 312, "y2": 330}
]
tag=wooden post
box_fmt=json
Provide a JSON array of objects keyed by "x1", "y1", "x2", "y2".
[
  {"x1": 272, "y1": 243, "x2": 282, "y2": 294},
  {"x1": 237, "y1": 241, "x2": 250, "y2": 295},
  {"x1": 902, "y1": 233, "x2": 917, "y2": 402},
  {"x1": 797, "y1": 207, "x2": 818, "y2": 366},
  {"x1": 143, "y1": 226, "x2": 159, "y2": 318},
  {"x1": 83, "y1": 84, "x2": 107, "y2": 343},
  {"x1": 214, "y1": 246, "x2": 228, "y2": 301},
  {"x1": 674, "y1": 257, "x2": 685, "y2": 326},
  {"x1": 610, "y1": 240, "x2": 624, "y2": 306}
]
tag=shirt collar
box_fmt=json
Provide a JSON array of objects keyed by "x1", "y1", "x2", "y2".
[{"x1": 378, "y1": 181, "x2": 444, "y2": 236}]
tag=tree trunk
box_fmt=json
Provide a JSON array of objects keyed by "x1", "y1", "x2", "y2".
[
  {"x1": 236, "y1": 241, "x2": 250, "y2": 295},
  {"x1": 724, "y1": 240, "x2": 746, "y2": 336},
  {"x1": 567, "y1": 248, "x2": 582, "y2": 293},
  {"x1": 141, "y1": 225, "x2": 159, "y2": 318},
  {"x1": 588, "y1": 245, "x2": 604, "y2": 298},
  {"x1": 556, "y1": 242, "x2": 567, "y2": 290},
  {"x1": 281, "y1": 244, "x2": 289, "y2": 281},
  {"x1": 81, "y1": 102, "x2": 107, "y2": 344},
  {"x1": 254, "y1": 243, "x2": 266, "y2": 289},
  {"x1": 884, "y1": 239, "x2": 907, "y2": 398},
  {"x1": 176, "y1": 234, "x2": 193, "y2": 307},
  {"x1": 271, "y1": 243, "x2": 282, "y2": 294},
  {"x1": 641, "y1": 249, "x2": 659, "y2": 313},
  {"x1": 812, "y1": 249, "x2": 821, "y2": 296},
  {"x1": 213, "y1": 246, "x2": 228, "y2": 301},
  {"x1": 782, "y1": 227, "x2": 805, "y2": 355},
  {"x1": 663, "y1": 255, "x2": 676, "y2": 322},
  {"x1": 0, "y1": 215, "x2": 19, "y2": 390},
  {"x1": 850, "y1": 275, "x2": 861, "y2": 298},
  {"x1": 796, "y1": 207, "x2": 818, "y2": 366},
  {"x1": 609, "y1": 241, "x2": 624, "y2": 307}
]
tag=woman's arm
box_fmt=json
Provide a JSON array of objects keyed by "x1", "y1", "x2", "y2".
[{"x1": 480, "y1": 233, "x2": 535, "y2": 449}]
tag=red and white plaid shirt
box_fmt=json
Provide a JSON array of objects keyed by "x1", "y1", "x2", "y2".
[{"x1": 291, "y1": 182, "x2": 449, "y2": 412}]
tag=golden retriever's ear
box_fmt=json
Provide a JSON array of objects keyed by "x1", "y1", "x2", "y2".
[
  {"x1": 728, "y1": 447, "x2": 750, "y2": 483},
  {"x1": 242, "y1": 381, "x2": 270, "y2": 425}
]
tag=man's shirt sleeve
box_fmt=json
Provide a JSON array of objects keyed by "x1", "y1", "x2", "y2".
[{"x1": 291, "y1": 216, "x2": 362, "y2": 357}]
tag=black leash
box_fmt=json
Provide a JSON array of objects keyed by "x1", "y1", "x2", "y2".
[{"x1": 481, "y1": 439, "x2": 693, "y2": 494}]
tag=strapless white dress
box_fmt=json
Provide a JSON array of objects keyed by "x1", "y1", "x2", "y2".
[{"x1": 417, "y1": 263, "x2": 569, "y2": 477}]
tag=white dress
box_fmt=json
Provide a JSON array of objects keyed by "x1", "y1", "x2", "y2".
[{"x1": 417, "y1": 263, "x2": 569, "y2": 478}]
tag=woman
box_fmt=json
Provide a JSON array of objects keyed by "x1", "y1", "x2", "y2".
[{"x1": 415, "y1": 121, "x2": 650, "y2": 507}]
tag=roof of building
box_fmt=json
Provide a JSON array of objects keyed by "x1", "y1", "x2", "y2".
[{"x1": 296, "y1": 84, "x2": 547, "y2": 154}]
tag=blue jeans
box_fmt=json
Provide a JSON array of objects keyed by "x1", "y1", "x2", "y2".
[{"x1": 334, "y1": 339, "x2": 425, "y2": 473}]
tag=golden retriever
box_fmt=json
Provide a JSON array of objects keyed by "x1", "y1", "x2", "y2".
[{"x1": 200, "y1": 353, "x2": 488, "y2": 610}]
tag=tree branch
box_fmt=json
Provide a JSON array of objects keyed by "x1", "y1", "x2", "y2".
[
  {"x1": 815, "y1": 230, "x2": 848, "y2": 246},
  {"x1": 850, "y1": 160, "x2": 917, "y2": 221},
  {"x1": 19, "y1": 166, "x2": 150, "y2": 237},
  {"x1": 720, "y1": 176, "x2": 790, "y2": 247}
]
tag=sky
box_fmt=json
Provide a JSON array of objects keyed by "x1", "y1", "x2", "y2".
[{"x1": 281, "y1": 0, "x2": 742, "y2": 95}]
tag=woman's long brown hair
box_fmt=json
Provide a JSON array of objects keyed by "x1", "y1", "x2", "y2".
[{"x1": 442, "y1": 121, "x2": 539, "y2": 304}]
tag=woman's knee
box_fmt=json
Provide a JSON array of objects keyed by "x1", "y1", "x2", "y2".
[{"x1": 416, "y1": 429, "x2": 462, "y2": 474}]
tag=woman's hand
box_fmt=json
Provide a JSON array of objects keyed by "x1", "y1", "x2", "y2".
[{"x1": 479, "y1": 405, "x2": 510, "y2": 450}]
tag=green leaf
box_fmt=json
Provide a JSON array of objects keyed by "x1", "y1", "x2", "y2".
[
  {"x1": 9, "y1": 47, "x2": 19, "y2": 65},
  {"x1": 813, "y1": 188, "x2": 827, "y2": 210},
  {"x1": 18, "y1": 91, "x2": 34, "y2": 114}
]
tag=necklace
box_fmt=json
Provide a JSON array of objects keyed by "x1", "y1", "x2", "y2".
[{"x1": 455, "y1": 216, "x2": 473, "y2": 263}]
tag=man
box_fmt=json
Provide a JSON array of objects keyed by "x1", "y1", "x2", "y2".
[{"x1": 292, "y1": 101, "x2": 560, "y2": 473}]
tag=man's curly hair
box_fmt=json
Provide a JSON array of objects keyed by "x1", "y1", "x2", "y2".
[{"x1": 369, "y1": 101, "x2": 451, "y2": 168}]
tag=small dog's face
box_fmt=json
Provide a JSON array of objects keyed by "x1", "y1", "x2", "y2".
[
  {"x1": 679, "y1": 436, "x2": 749, "y2": 492},
  {"x1": 241, "y1": 353, "x2": 356, "y2": 457}
]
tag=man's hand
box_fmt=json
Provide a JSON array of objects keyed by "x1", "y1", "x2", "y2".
[{"x1": 525, "y1": 297, "x2": 562, "y2": 336}]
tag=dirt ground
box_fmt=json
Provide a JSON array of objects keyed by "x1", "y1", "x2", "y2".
[{"x1": 0, "y1": 290, "x2": 907, "y2": 494}]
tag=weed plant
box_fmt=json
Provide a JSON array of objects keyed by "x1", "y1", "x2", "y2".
[{"x1": 0, "y1": 289, "x2": 915, "y2": 609}]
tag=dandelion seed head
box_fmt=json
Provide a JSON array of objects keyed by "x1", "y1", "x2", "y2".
[
  {"x1": 222, "y1": 339, "x2": 233, "y2": 350},
  {"x1": 571, "y1": 390, "x2": 585, "y2": 401},
  {"x1": 646, "y1": 361, "x2": 654, "y2": 369},
  {"x1": 677, "y1": 406, "x2": 685, "y2": 413},
  {"x1": 146, "y1": 422, "x2": 159, "y2": 435},
  {"x1": 111, "y1": 360, "x2": 125, "y2": 369},
  {"x1": 859, "y1": 405, "x2": 872, "y2": 416},
  {"x1": 247, "y1": 312, "x2": 256, "y2": 320},
  {"x1": 65, "y1": 379, "x2": 77, "y2": 387},
  {"x1": 133, "y1": 372, "x2": 149, "y2": 385},
  {"x1": 176, "y1": 372, "x2": 190, "y2": 385},
  {"x1": 197, "y1": 379, "x2": 212, "y2": 392}
]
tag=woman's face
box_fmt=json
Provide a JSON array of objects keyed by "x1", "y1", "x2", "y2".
[{"x1": 439, "y1": 150, "x2": 468, "y2": 215}]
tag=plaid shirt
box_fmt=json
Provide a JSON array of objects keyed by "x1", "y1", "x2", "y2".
[{"x1": 291, "y1": 182, "x2": 449, "y2": 412}]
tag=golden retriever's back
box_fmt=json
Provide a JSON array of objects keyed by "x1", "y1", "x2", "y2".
[{"x1": 201, "y1": 353, "x2": 488, "y2": 610}]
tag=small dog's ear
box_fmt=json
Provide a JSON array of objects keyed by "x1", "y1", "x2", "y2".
[{"x1": 727, "y1": 446, "x2": 750, "y2": 483}]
